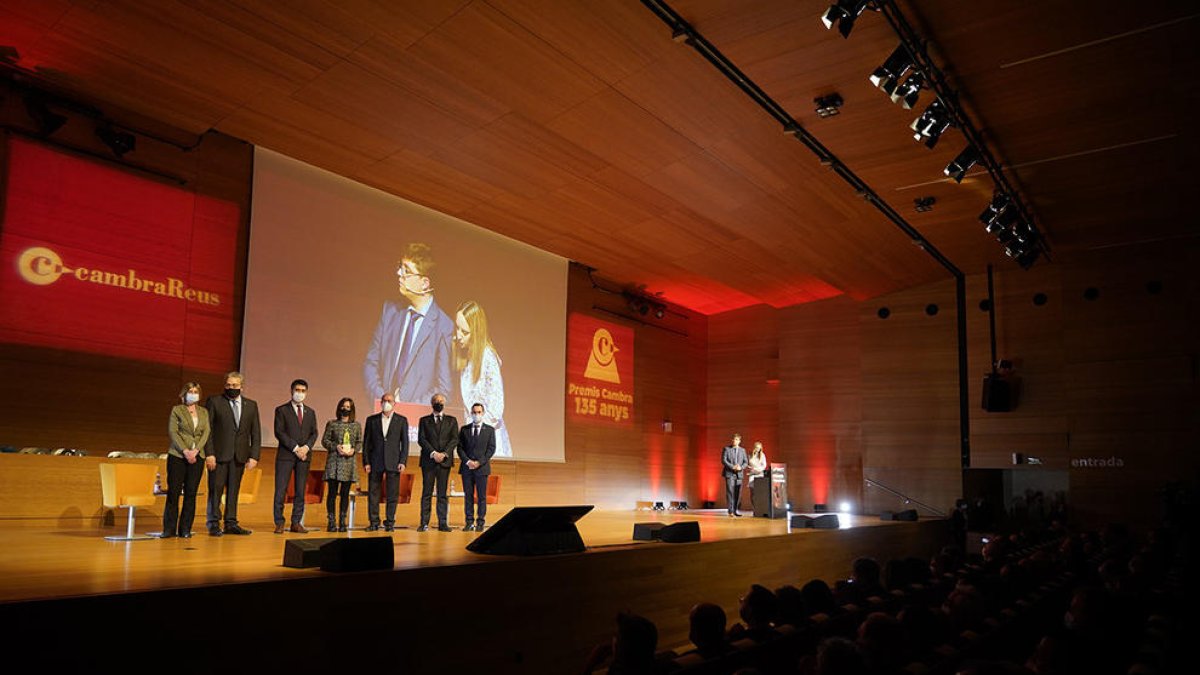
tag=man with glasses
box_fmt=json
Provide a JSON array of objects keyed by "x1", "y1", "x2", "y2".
[{"x1": 363, "y1": 242, "x2": 454, "y2": 408}]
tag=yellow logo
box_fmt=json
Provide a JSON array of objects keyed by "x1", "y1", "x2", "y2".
[
  {"x1": 584, "y1": 327, "x2": 621, "y2": 384},
  {"x1": 17, "y1": 246, "x2": 65, "y2": 285},
  {"x1": 13, "y1": 246, "x2": 221, "y2": 306}
]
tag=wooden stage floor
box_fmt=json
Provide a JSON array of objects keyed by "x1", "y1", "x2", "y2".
[
  {"x1": 0, "y1": 508, "x2": 910, "y2": 604},
  {"x1": 0, "y1": 509, "x2": 950, "y2": 674}
]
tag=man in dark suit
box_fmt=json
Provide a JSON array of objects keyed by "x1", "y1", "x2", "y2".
[
  {"x1": 362, "y1": 392, "x2": 409, "y2": 532},
  {"x1": 272, "y1": 378, "x2": 318, "y2": 534},
  {"x1": 457, "y1": 402, "x2": 496, "y2": 531},
  {"x1": 416, "y1": 392, "x2": 457, "y2": 532},
  {"x1": 204, "y1": 371, "x2": 262, "y2": 536},
  {"x1": 362, "y1": 243, "x2": 454, "y2": 406},
  {"x1": 721, "y1": 433, "x2": 748, "y2": 517}
]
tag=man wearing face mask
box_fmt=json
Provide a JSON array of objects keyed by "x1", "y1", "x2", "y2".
[
  {"x1": 362, "y1": 242, "x2": 454, "y2": 407},
  {"x1": 417, "y1": 393, "x2": 458, "y2": 532},
  {"x1": 457, "y1": 402, "x2": 496, "y2": 531},
  {"x1": 272, "y1": 379, "x2": 318, "y2": 534},
  {"x1": 362, "y1": 392, "x2": 409, "y2": 532},
  {"x1": 204, "y1": 371, "x2": 262, "y2": 536}
]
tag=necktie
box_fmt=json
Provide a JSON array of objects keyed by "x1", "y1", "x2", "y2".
[
  {"x1": 473, "y1": 425, "x2": 479, "y2": 438},
  {"x1": 232, "y1": 399, "x2": 241, "y2": 427},
  {"x1": 395, "y1": 308, "x2": 418, "y2": 378},
  {"x1": 296, "y1": 404, "x2": 303, "y2": 424}
]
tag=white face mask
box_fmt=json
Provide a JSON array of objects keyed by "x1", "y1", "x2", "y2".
[
  {"x1": 184, "y1": 393, "x2": 200, "y2": 405},
  {"x1": 471, "y1": 413, "x2": 483, "y2": 425},
  {"x1": 292, "y1": 391, "x2": 306, "y2": 403},
  {"x1": 381, "y1": 401, "x2": 394, "y2": 413}
]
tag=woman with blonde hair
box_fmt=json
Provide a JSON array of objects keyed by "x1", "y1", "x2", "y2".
[
  {"x1": 163, "y1": 381, "x2": 210, "y2": 538},
  {"x1": 454, "y1": 300, "x2": 511, "y2": 457}
]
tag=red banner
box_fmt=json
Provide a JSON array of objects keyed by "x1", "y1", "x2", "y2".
[
  {"x1": 0, "y1": 138, "x2": 239, "y2": 372},
  {"x1": 567, "y1": 313, "x2": 634, "y2": 425}
]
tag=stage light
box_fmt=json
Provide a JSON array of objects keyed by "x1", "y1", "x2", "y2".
[
  {"x1": 813, "y1": 503, "x2": 829, "y2": 513},
  {"x1": 913, "y1": 196, "x2": 935, "y2": 213},
  {"x1": 653, "y1": 304, "x2": 666, "y2": 319},
  {"x1": 24, "y1": 94, "x2": 68, "y2": 137},
  {"x1": 945, "y1": 145, "x2": 981, "y2": 183},
  {"x1": 702, "y1": 500, "x2": 716, "y2": 509},
  {"x1": 814, "y1": 93, "x2": 844, "y2": 118},
  {"x1": 978, "y1": 193, "x2": 1012, "y2": 226},
  {"x1": 821, "y1": 0, "x2": 871, "y2": 38},
  {"x1": 838, "y1": 501, "x2": 852, "y2": 513},
  {"x1": 889, "y1": 71, "x2": 924, "y2": 109},
  {"x1": 911, "y1": 99, "x2": 951, "y2": 149},
  {"x1": 95, "y1": 125, "x2": 136, "y2": 158},
  {"x1": 870, "y1": 45, "x2": 913, "y2": 97},
  {"x1": 652, "y1": 501, "x2": 665, "y2": 511}
]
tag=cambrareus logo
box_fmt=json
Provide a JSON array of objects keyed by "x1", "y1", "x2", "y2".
[
  {"x1": 584, "y1": 327, "x2": 621, "y2": 383},
  {"x1": 16, "y1": 246, "x2": 221, "y2": 305}
]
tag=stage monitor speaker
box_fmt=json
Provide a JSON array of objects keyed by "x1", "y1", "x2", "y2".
[
  {"x1": 283, "y1": 538, "x2": 335, "y2": 568},
  {"x1": 659, "y1": 521, "x2": 700, "y2": 543},
  {"x1": 319, "y1": 537, "x2": 394, "y2": 573},
  {"x1": 791, "y1": 514, "x2": 840, "y2": 529},
  {"x1": 981, "y1": 374, "x2": 1012, "y2": 412},
  {"x1": 467, "y1": 505, "x2": 594, "y2": 556},
  {"x1": 632, "y1": 522, "x2": 666, "y2": 541},
  {"x1": 880, "y1": 509, "x2": 918, "y2": 522}
]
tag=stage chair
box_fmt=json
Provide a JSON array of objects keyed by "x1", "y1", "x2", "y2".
[
  {"x1": 283, "y1": 469, "x2": 326, "y2": 525},
  {"x1": 398, "y1": 471, "x2": 415, "y2": 503},
  {"x1": 486, "y1": 474, "x2": 502, "y2": 504},
  {"x1": 99, "y1": 462, "x2": 159, "y2": 541}
]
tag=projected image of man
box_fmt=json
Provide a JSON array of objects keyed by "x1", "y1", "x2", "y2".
[{"x1": 363, "y1": 243, "x2": 454, "y2": 406}]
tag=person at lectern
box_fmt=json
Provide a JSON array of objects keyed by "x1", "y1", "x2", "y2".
[
  {"x1": 417, "y1": 393, "x2": 457, "y2": 532},
  {"x1": 363, "y1": 392, "x2": 409, "y2": 532},
  {"x1": 454, "y1": 300, "x2": 512, "y2": 457},
  {"x1": 458, "y1": 402, "x2": 496, "y2": 531},
  {"x1": 321, "y1": 397, "x2": 361, "y2": 532},
  {"x1": 272, "y1": 379, "x2": 318, "y2": 534},
  {"x1": 721, "y1": 433, "x2": 748, "y2": 517},
  {"x1": 162, "y1": 381, "x2": 209, "y2": 538},
  {"x1": 363, "y1": 242, "x2": 454, "y2": 407},
  {"x1": 204, "y1": 371, "x2": 261, "y2": 536}
]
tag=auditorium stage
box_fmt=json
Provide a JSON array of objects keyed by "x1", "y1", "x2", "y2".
[{"x1": 0, "y1": 509, "x2": 950, "y2": 674}]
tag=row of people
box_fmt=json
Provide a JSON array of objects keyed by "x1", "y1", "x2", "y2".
[
  {"x1": 161, "y1": 372, "x2": 496, "y2": 538},
  {"x1": 721, "y1": 433, "x2": 769, "y2": 517}
]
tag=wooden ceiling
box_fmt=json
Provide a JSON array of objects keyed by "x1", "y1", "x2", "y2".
[{"x1": 2, "y1": 0, "x2": 1196, "y2": 313}]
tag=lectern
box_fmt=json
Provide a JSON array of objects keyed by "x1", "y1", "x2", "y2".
[{"x1": 753, "y1": 463, "x2": 788, "y2": 518}]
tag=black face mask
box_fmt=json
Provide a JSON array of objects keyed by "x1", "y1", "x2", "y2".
[
  {"x1": 225, "y1": 388, "x2": 241, "y2": 399},
  {"x1": 432, "y1": 402, "x2": 445, "y2": 413},
  {"x1": 340, "y1": 408, "x2": 352, "y2": 417}
]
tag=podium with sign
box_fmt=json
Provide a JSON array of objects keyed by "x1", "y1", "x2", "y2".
[{"x1": 753, "y1": 463, "x2": 788, "y2": 519}]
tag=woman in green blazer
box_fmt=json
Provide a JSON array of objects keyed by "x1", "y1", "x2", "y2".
[{"x1": 163, "y1": 381, "x2": 211, "y2": 538}]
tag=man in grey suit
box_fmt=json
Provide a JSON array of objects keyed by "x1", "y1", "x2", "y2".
[
  {"x1": 458, "y1": 402, "x2": 496, "y2": 531},
  {"x1": 362, "y1": 392, "x2": 409, "y2": 532},
  {"x1": 272, "y1": 378, "x2": 318, "y2": 534},
  {"x1": 204, "y1": 371, "x2": 262, "y2": 536},
  {"x1": 722, "y1": 433, "x2": 748, "y2": 517},
  {"x1": 417, "y1": 392, "x2": 457, "y2": 532},
  {"x1": 363, "y1": 242, "x2": 454, "y2": 406}
]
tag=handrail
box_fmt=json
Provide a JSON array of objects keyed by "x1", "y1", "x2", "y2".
[{"x1": 864, "y1": 478, "x2": 947, "y2": 517}]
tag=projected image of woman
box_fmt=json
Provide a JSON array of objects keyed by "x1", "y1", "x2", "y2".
[{"x1": 454, "y1": 300, "x2": 511, "y2": 458}]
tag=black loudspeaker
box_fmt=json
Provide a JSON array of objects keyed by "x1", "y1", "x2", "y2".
[
  {"x1": 880, "y1": 509, "x2": 919, "y2": 522},
  {"x1": 467, "y1": 506, "x2": 594, "y2": 556},
  {"x1": 791, "y1": 514, "x2": 840, "y2": 529},
  {"x1": 659, "y1": 521, "x2": 700, "y2": 543},
  {"x1": 283, "y1": 538, "x2": 334, "y2": 568},
  {"x1": 633, "y1": 522, "x2": 666, "y2": 541},
  {"x1": 319, "y1": 537, "x2": 394, "y2": 573},
  {"x1": 981, "y1": 374, "x2": 1012, "y2": 412}
]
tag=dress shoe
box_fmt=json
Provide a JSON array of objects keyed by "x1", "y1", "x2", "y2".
[
  {"x1": 384, "y1": 523, "x2": 395, "y2": 532},
  {"x1": 476, "y1": 521, "x2": 486, "y2": 530},
  {"x1": 224, "y1": 525, "x2": 252, "y2": 535},
  {"x1": 463, "y1": 523, "x2": 476, "y2": 532},
  {"x1": 274, "y1": 524, "x2": 285, "y2": 534},
  {"x1": 289, "y1": 523, "x2": 309, "y2": 534},
  {"x1": 158, "y1": 532, "x2": 175, "y2": 539},
  {"x1": 326, "y1": 518, "x2": 337, "y2": 532},
  {"x1": 208, "y1": 527, "x2": 223, "y2": 537},
  {"x1": 337, "y1": 525, "x2": 348, "y2": 532},
  {"x1": 733, "y1": 512, "x2": 742, "y2": 517},
  {"x1": 416, "y1": 524, "x2": 429, "y2": 532},
  {"x1": 365, "y1": 523, "x2": 380, "y2": 532},
  {"x1": 180, "y1": 531, "x2": 193, "y2": 539},
  {"x1": 438, "y1": 525, "x2": 452, "y2": 532}
]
